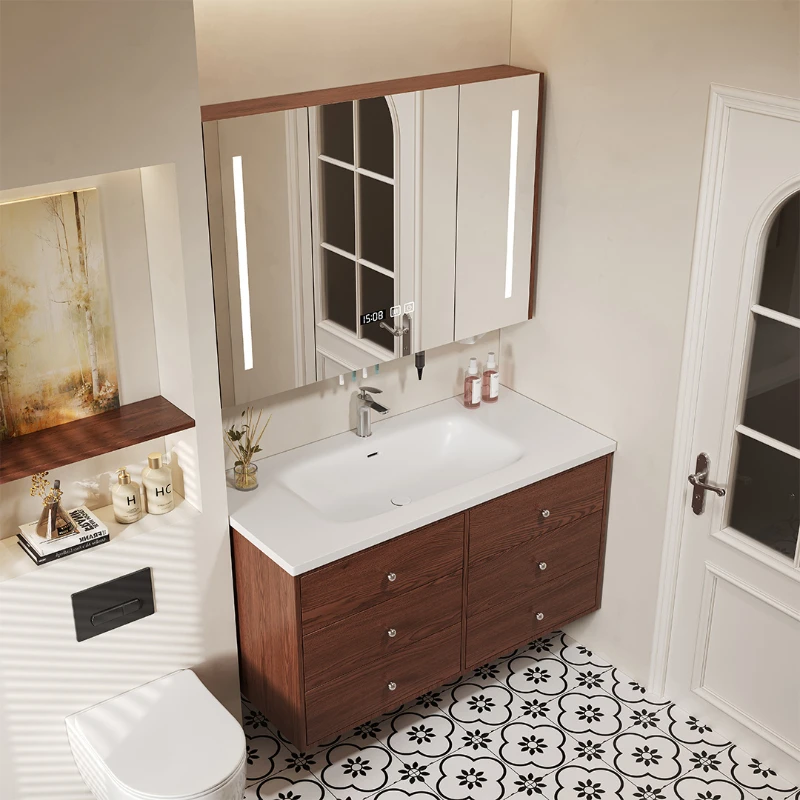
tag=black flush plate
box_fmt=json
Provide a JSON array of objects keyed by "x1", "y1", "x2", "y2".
[{"x1": 72, "y1": 567, "x2": 155, "y2": 642}]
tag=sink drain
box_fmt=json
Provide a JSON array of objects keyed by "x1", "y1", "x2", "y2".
[{"x1": 391, "y1": 496, "x2": 412, "y2": 507}]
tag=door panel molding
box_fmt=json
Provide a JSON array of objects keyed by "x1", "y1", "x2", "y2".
[
  {"x1": 692, "y1": 563, "x2": 800, "y2": 760},
  {"x1": 650, "y1": 85, "x2": 800, "y2": 696}
]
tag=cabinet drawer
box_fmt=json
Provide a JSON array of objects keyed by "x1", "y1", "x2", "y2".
[
  {"x1": 301, "y1": 514, "x2": 464, "y2": 633},
  {"x1": 468, "y1": 512, "x2": 603, "y2": 619},
  {"x1": 303, "y1": 571, "x2": 462, "y2": 691},
  {"x1": 469, "y1": 457, "x2": 607, "y2": 563},
  {"x1": 466, "y1": 560, "x2": 599, "y2": 668},
  {"x1": 305, "y1": 623, "x2": 461, "y2": 744}
]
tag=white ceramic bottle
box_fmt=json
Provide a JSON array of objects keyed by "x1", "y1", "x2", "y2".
[
  {"x1": 142, "y1": 452, "x2": 174, "y2": 515},
  {"x1": 111, "y1": 468, "x2": 143, "y2": 524}
]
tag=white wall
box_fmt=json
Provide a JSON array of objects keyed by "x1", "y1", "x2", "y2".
[
  {"x1": 504, "y1": 0, "x2": 800, "y2": 685},
  {"x1": 0, "y1": 3, "x2": 239, "y2": 798},
  {"x1": 194, "y1": 0, "x2": 512, "y2": 105}
]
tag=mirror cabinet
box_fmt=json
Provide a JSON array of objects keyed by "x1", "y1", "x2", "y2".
[{"x1": 202, "y1": 66, "x2": 544, "y2": 407}]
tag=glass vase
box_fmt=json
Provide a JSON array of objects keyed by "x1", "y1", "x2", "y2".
[{"x1": 234, "y1": 463, "x2": 258, "y2": 491}]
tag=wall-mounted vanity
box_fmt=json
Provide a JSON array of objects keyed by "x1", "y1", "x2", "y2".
[{"x1": 202, "y1": 66, "x2": 544, "y2": 406}]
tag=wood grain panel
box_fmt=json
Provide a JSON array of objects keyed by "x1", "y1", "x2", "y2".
[
  {"x1": 201, "y1": 65, "x2": 538, "y2": 122},
  {"x1": 595, "y1": 455, "x2": 614, "y2": 608},
  {"x1": 231, "y1": 530, "x2": 307, "y2": 750},
  {"x1": 466, "y1": 560, "x2": 599, "y2": 669},
  {"x1": 469, "y1": 457, "x2": 608, "y2": 563},
  {"x1": 0, "y1": 395, "x2": 194, "y2": 484},
  {"x1": 528, "y1": 74, "x2": 546, "y2": 319},
  {"x1": 305, "y1": 623, "x2": 461, "y2": 744},
  {"x1": 467, "y1": 511, "x2": 603, "y2": 619},
  {"x1": 301, "y1": 514, "x2": 464, "y2": 632},
  {"x1": 303, "y1": 571, "x2": 462, "y2": 691}
]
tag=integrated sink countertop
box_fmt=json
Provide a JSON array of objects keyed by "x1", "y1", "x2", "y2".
[{"x1": 227, "y1": 387, "x2": 616, "y2": 576}]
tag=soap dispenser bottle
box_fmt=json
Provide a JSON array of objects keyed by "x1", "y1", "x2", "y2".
[
  {"x1": 112, "y1": 468, "x2": 143, "y2": 524},
  {"x1": 464, "y1": 357, "x2": 481, "y2": 409},
  {"x1": 482, "y1": 352, "x2": 499, "y2": 403},
  {"x1": 142, "y1": 452, "x2": 174, "y2": 515}
]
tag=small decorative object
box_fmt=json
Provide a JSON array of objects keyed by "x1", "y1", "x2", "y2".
[
  {"x1": 225, "y1": 407, "x2": 270, "y2": 491},
  {"x1": 142, "y1": 452, "x2": 174, "y2": 515},
  {"x1": 30, "y1": 472, "x2": 77, "y2": 540},
  {"x1": 18, "y1": 505, "x2": 108, "y2": 565},
  {"x1": 111, "y1": 468, "x2": 143, "y2": 524},
  {"x1": 0, "y1": 189, "x2": 119, "y2": 441}
]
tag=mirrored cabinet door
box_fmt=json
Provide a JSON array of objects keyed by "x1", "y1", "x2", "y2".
[{"x1": 455, "y1": 73, "x2": 541, "y2": 340}]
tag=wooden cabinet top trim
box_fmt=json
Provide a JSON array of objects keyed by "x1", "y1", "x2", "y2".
[{"x1": 201, "y1": 65, "x2": 538, "y2": 122}]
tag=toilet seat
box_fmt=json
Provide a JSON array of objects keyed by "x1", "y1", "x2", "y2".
[{"x1": 66, "y1": 670, "x2": 246, "y2": 800}]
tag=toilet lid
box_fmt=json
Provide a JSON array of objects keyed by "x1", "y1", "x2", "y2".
[{"x1": 71, "y1": 670, "x2": 245, "y2": 799}]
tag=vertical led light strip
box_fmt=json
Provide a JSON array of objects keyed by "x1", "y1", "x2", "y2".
[
  {"x1": 505, "y1": 109, "x2": 520, "y2": 299},
  {"x1": 232, "y1": 155, "x2": 254, "y2": 371}
]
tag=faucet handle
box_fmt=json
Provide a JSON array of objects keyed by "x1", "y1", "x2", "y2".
[{"x1": 358, "y1": 386, "x2": 382, "y2": 399}]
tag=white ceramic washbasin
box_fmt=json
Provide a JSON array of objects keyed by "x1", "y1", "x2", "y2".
[{"x1": 278, "y1": 412, "x2": 524, "y2": 522}]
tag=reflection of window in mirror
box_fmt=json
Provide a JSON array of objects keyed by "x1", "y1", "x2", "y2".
[{"x1": 315, "y1": 97, "x2": 397, "y2": 356}]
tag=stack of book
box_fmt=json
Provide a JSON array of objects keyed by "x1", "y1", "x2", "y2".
[{"x1": 18, "y1": 506, "x2": 109, "y2": 565}]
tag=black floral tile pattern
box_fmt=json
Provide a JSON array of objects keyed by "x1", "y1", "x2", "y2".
[{"x1": 244, "y1": 631, "x2": 798, "y2": 800}]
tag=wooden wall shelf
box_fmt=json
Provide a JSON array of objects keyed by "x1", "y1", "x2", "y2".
[{"x1": 0, "y1": 396, "x2": 195, "y2": 484}]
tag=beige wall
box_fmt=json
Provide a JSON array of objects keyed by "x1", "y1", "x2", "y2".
[
  {"x1": 194, "y1": 0, "x2": 512, "y2": 105},
  {"x1": 0, "y1": 3, "x2": 239, "y2": 798},
  {"x1": 505, "y1": 0, "x2": 800, "y2": 684}
]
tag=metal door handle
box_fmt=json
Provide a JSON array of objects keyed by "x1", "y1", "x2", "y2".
[
  {"x1": 688, "y1": 474, "x2": 726, "y2": 496},
  {"x1": 689, "y1": 452, "x2": 726, "y2": 515}
]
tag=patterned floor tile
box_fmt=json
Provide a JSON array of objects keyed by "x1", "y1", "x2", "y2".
[
  {"x1": 316, "y1": 741, "x2": 409, "y2": 800},
  {"x1": 483, "y1": 718, "x2": 578, "y2": 774},
  {"x1": 246, "y1": 732, "x2": 295, "y2": 784},
  {"x1": 495, "y1": 654, "x2": 584, "y2": 699},
  {"x1": 548, "y1": 632, "x2": 614, "y2": 672},
  {"x1": 549, "y1": 689, "x2": 628, "y2": 744},
  {"x1": 655, "y1": 704, "x2": 731, "y2": 752},
  {"x1": 245, "y1": 772, "x2": 330, "y2": 800},
  {"x1": 241, "y1": 631, "x2": 797, "y2": 800},
  {"x1": 719, "y1": 744, "x2": 797, "y2": 799},
  {"x1": 426, "y1": 749, "x2": 524, "y2": 800},
  {"x1": 538, "y1": 753, "x2": 638, "y2": 799}
]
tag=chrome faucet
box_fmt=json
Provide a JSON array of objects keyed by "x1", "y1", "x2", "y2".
[{"x1": 356, "y1": 387, "x2": 389, "y2": 437}]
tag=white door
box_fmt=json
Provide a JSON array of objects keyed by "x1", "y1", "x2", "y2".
[{"x1": 666, "y1": 86, "x2": 800, "y2": 784}]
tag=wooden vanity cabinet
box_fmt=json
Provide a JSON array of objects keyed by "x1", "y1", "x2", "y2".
[{"x1": 231, "y1": 454, "x2": 612, "y2": 751}]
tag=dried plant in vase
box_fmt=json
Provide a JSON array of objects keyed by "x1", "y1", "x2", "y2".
[
  {"x1": 30, "y1": 471, "x2": 77, "y2": 539},
  {"x1": 224, "y1": 408, "x2": 271, "y2": 491}
]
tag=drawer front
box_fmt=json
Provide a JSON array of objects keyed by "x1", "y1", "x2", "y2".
[
  {"x1": 466, "y1": 560, "x2": 599, "y2": 668},
  {"x1": 305, "y1": 623, "x2": 461, "y2": 744},
  {"x1": 468, "y1": 512, "x2": 603, "y2": 619},
  {"x1": 469, "y1": 457, "x2": 607, "y2": 563},
  {"x1": 303, "y1": 571, "x2": 463, "y2": 691},
  {"x1": 301, "y1": 514, "x2": 464, "y2": 633}
]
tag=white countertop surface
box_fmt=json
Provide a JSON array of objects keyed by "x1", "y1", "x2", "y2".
[{"x1": 227, "y1": 388, "x2": 616, "y2": 576}]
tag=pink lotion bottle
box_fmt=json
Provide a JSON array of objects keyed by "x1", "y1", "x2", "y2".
[
  {"x1": 482, "y1": 351, "x2": 499, "y2": 403},
  {"x1": 463, "y1": 357, "x2": 481, "y2": 409}
]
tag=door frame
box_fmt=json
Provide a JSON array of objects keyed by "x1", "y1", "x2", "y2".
[{"x1": 649, "y1": 83, "x2": 800, "y2": 697}]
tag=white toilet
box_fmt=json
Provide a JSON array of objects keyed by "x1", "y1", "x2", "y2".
[{"x1": 66, "y1": 669, "x2": 247, "y2": 800}]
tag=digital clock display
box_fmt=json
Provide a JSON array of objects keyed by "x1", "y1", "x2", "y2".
[{"x1": 360, "y1": 309, "x2": 387, "y2": 325}]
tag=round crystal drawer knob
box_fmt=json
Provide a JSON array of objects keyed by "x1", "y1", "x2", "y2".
[
  {"x1": 388, "y1": 681, "x2": 397, "y2": 691},
  {"x1": 541, "y1": 509, "x2": 551, "y2": 518},
  {"x1": 388, "y1": 628, "x2": 397, "y2": 638},
  {"x1": 538, "y1": 562, "x2": 547, "y2": 571},
  {"x1": 387, "y1": 572, "x2": 397, "y2": 582},
  {"x1": 535, "y1": 612, "x2": 545, "y2": 621}
]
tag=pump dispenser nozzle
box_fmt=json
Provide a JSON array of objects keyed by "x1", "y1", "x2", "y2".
[{"x1": 415, "y1": 351, "x2": 425, "y2": 380}]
